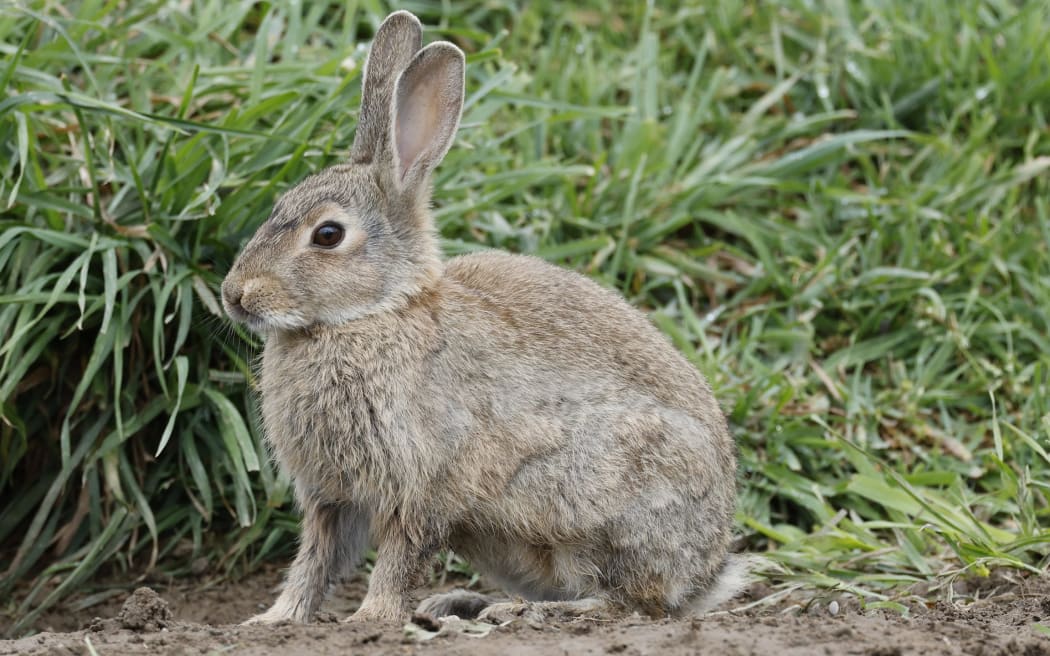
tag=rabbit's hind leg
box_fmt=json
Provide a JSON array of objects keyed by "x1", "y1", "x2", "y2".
[
  {"x1": 476, "y1": 597, "x2": 609, "y2": 624},
  {"x1": 416, "y1": 589, "x2": 501, "y2": 619},
  {"x1": 594, "y1": 488, "x2": 735, "y2": 618}
]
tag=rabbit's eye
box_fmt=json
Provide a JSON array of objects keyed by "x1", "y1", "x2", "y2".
[{"x1": 312, "y1": 223, "x2": 344, "y2": 248}]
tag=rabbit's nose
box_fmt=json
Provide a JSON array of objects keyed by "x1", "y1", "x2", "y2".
[{"x1": 221, "y1": 280, "x2": 246, "y2": 316}]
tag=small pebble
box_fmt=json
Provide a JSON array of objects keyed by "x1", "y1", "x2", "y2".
[{"x1": 828, "y1": 600, "x2": 840, "y2": 616}]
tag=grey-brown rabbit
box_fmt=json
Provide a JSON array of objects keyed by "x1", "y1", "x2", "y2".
[{"x1": 222, "y1": 10, "x2": 744, "y2": 625}]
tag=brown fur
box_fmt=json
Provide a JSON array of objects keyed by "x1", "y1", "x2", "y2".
[{"x1": 223, "y1": 11, "x2": 742, "y2": 625}]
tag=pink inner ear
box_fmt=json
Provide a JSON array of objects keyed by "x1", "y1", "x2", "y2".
[{"x1": 396, "y1": 76, "x2": 442, "y2": 182}]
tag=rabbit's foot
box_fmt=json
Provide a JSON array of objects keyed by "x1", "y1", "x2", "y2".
[
  {"x1": 477, "y1": 598, "x2": 607, "y2": 625},
  {"x1": 242, "y1": 606, "x2": 298, "y2": 625},
  {"x1": 346, "y1": 596, "x2": 408, "y2": 624},
  {"x1": 416, "y1": 589, "x2": 501, "y2": 619}
]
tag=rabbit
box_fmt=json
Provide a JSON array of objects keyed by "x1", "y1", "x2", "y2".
[{"x1": 222, "y1": 10, "x2": 744, "y2": 625}]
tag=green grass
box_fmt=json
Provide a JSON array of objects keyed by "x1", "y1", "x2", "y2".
[{"x1": 3, "y1": 0, "x2": 1050, "y2": 636}]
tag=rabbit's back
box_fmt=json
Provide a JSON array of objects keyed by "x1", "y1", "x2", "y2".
[{"x1": 443, "y1": 251, "x2": 727, "y2": 428}]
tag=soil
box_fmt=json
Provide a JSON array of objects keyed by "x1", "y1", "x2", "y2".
[{"x1": 3, "y1": 568, "x2": 1049, "y2": 655}]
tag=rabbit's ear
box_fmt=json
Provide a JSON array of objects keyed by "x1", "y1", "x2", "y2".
[
  {"x1": 390, "y1": 42, "x2": 465, "y2": 192},
  {"x1": 351, "y1": 11, "x2": 422, "y2": 164}
]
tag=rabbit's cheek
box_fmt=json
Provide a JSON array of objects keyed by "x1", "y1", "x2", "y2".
[{"x1": 311, "y1": 268, "x2": 389, "y2": 325}]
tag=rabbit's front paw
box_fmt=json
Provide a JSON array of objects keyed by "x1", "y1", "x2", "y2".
[
  {"x1": 346, "y1": 598, "x2": 407, "y2": 624},
  {"x1": 242, "y1": 608, "x2": 293, "y2": 625}
]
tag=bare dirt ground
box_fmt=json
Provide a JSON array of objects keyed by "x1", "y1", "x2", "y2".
[{"x1": 3, "y1": 568, "x2": 1050, "y2": 655}]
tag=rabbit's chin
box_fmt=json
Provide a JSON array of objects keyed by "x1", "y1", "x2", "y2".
[
  {"x1": 236, "y1": 302, "x2": 392, "y2": 333},
  {"x1": 239, "y1": 310, "x2": 310, "y2": 334},
  {"x1": 234, "y1": 302, "x2": 388, "y2": 334}
]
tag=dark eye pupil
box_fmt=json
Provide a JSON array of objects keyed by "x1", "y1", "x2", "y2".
[{"x1": 313, "y1": 224, "x2": 344, "y2": 247}]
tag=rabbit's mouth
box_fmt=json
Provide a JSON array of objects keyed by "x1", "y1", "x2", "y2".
[
  {"x1": 233, "y1": 306, "x2": 272, "y2": 332},
  {"x1": 241, "y1": 312, "x2": 267, "y2": 331},
  {"x1": 227, "y1": 300, "x2": 309, "y2": 333},
  {"x1": 224, "y1": 297, "x2": 255, "y2": 324},
  {"x1": 224, "y1": 297, "x2": 272, "y2": 332}
]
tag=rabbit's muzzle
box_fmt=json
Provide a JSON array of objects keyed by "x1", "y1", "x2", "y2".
[{"x1": 221, "y1": 271, "x2": 308, "y2": 332}]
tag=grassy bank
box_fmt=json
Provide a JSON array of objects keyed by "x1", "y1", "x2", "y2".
[{"x1": 2, "y1": 0, "x2": 1049, "y2": 634}]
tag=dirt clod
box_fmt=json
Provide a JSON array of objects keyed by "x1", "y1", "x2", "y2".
[
  {"x1": 1040, "y1": 597, "x2": 1050, "y2": 615},
  {"x1": 117, "y1": 587, "x2": 172, "y2": 632}
]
